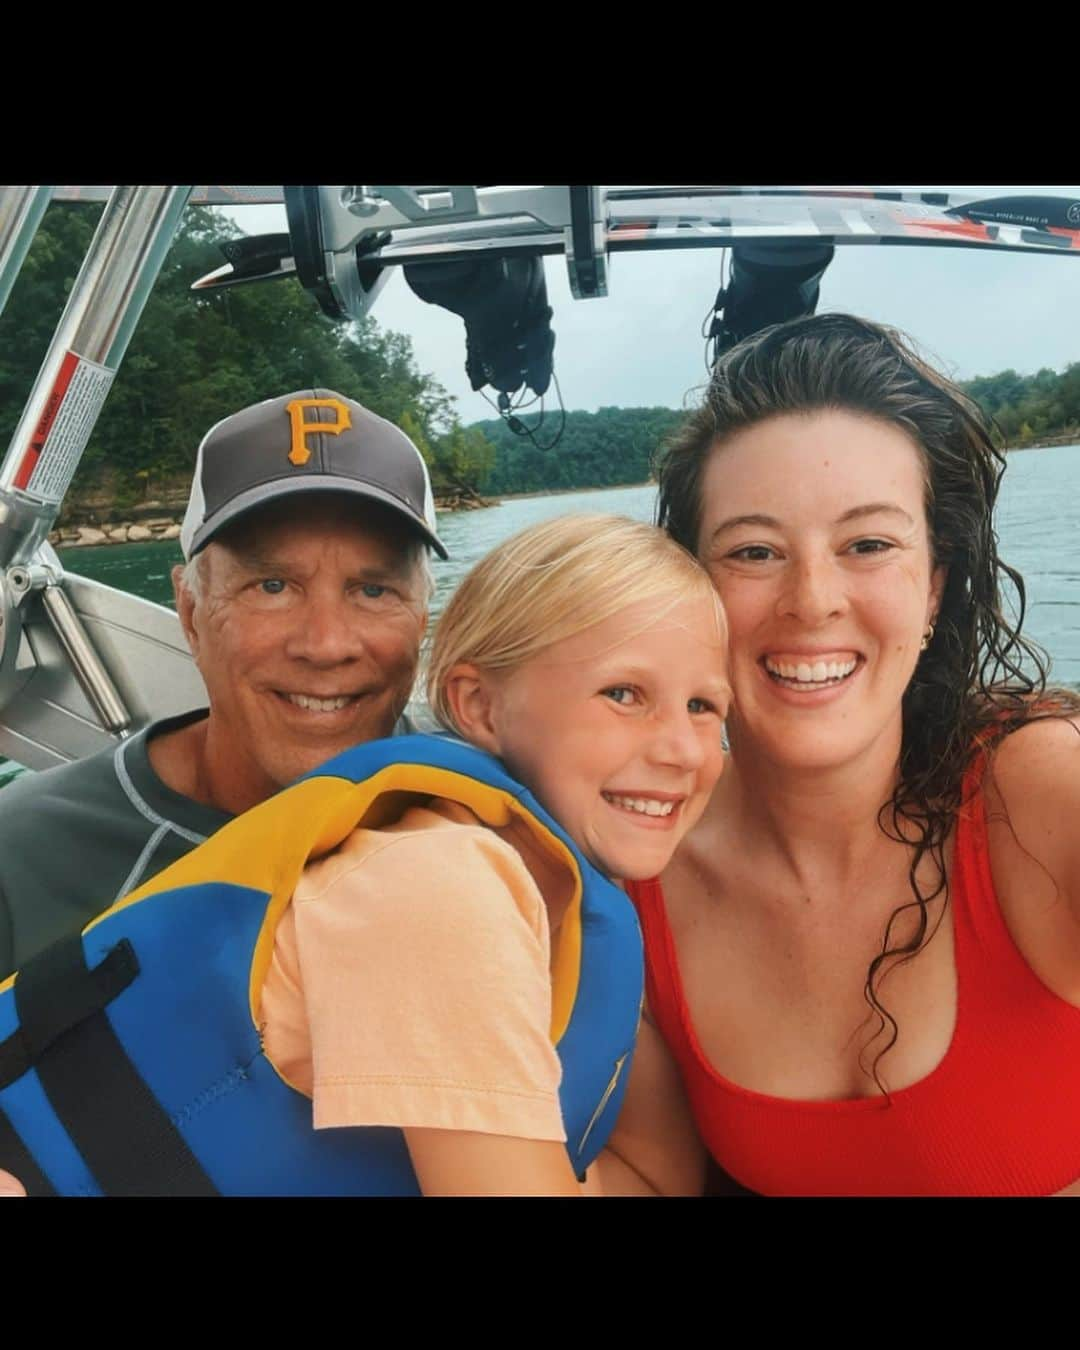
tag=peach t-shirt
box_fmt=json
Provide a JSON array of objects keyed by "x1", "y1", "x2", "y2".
[{"x1": 259, "y1": 798, "x2": 569, "y2": 1142}]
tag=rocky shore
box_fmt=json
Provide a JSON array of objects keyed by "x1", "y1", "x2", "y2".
[
  {"x1": 51, "y1": 517, "x2": 183, "y2": 548},
  {"x1": 49, "y1": 491, "x2": 492, "y2": 549}
]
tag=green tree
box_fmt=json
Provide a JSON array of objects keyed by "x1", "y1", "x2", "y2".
[
  {"x1": 432, "y1": 423, "x2": 497, "y2": 497},
  {"x1": 398, "y1": 410, "x2": 434, "y2": 470},
  {"x1": 0, "y1": 201, "x2": 457, "y2": 516}
]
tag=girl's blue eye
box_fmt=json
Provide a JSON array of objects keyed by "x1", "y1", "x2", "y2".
[
  {"x1": 603, "y1": 687, "x2": 634, "y2": 704},
  {"x1": 688, "y1": 698, "x2": 716, "y2": 715}
]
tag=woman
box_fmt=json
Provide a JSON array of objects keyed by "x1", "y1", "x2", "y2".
[
  {"x1": 629, "y1": 312, "x2": 1080, "y2": 1196},
  {"x1": 0, "y1": 514, "x2": 726, "y2": 1196}
]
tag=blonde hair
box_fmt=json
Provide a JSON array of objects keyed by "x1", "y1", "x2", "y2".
[{"x1": 426, "y1": 513, "x2": 726, "y2": 735}]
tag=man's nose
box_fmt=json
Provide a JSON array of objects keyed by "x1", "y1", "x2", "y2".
[{"x1": 284, "y1": 594, "x2": 363, "y2": 664}]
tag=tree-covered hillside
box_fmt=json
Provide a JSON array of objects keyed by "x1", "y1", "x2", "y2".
[
  {"x1": 2, "y1": 202, "x2": 1078, "y2": 519},
  {"x1": 470, "y1": 406, "x2": 688, "y2": 495},
  {"x1": 0, "y1": 203, "x2": 495, "y2": 515},
  {"x1": 964, "y1": 366, "x2": 1080, "y2": 446}
]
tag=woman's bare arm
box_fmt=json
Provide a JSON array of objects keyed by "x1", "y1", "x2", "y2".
[
  {"x1": 590, "y1": 1012, "x2": 707, "y2": 1196},
  {"x1": 985, "y1": 716, "x2": 1080, "y2": 1002}
]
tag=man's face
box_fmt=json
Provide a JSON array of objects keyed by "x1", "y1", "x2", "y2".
[{"x1": 176, "y1": 496, "x2": 428, "y2": 810}]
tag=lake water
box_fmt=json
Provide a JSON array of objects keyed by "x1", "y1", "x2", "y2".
[{"x1": 51, "y1": 445, "x2": 1080, "y2": 684}]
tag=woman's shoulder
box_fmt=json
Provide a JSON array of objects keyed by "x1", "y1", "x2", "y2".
[
  {"x1": 977, "y1": 703, "x2": 1080, "y2": 1001},
  {"x1": 984, "y1": 704, "x2": 1080, "y2": 806},
  {"x1": 977, "y1": 701, "x2": 1080, "y2": 887}
]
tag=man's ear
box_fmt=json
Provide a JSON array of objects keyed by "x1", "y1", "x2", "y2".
[
  {"x1": 173, "y1": 563, "x2": 199, "y2": 660},
  {"x1": 441, "y1": 663, "x2": 502, "y2": 756}
]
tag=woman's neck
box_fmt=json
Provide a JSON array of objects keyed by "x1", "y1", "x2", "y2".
[{"x1": 714, "y1": 729, "x2": 907, "y2": 895}]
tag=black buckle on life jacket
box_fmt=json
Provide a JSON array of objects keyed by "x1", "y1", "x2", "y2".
[
  {"x1": 0, "y1": 933, "x2": 219, "y2": 1196},
  {"x1": 0, "y1": 938, "x2": 139, "y2": 1089}
]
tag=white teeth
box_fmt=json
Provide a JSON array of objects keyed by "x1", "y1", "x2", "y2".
[
  {"x1": 764, "y1": 656, "x2": 857, "y2": 685},
  {"x1": 287, "y1": 693, "x2": 352, "y2": 712},
  {"x1": 603, "y1": 794, "x2": 676, "y2": 817}
]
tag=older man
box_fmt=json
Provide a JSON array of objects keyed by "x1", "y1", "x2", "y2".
[{"x1": 0, "y1": 389, "x2": 445, "y2": 977}]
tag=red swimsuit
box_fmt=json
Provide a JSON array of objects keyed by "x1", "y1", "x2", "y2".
[{"x1": 627, "y1": 755, "x2": 1080, "y2": 1196}]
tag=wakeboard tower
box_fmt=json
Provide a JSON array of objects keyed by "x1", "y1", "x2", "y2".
[{"x1": 1, "y1": 184, "x2": 1078, "y2": 770}]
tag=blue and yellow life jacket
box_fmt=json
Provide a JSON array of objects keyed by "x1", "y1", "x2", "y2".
[{"x1": 0, "y1": 734, "x2": 643, "y2": 1196}]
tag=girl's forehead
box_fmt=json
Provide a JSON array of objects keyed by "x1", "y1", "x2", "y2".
[{"x1": 531, "y1": 594, "x2": 728, "y2": 668}]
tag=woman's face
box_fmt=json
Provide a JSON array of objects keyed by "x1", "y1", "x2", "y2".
[{"x1": 695, "y1": 409, "x2": 944, "y2": 773}]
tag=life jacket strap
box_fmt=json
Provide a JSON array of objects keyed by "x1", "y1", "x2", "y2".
[
  {"x1": 0, "y1": 1106, "x2": 57, "y2": 1196},
  {"x1": 3, "y1": 933, "x2": 219, "y2": 1196},
  {"x1": 0, "y1": 938, "x2": 139, "y2": 1087}
]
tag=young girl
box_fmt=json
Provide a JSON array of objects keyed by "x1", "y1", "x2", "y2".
[{"x1": 0, "y1": 514, "x2": 729, "y2": 1196}]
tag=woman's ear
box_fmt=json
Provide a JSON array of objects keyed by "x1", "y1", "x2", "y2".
[
  {"x1": 929, "y1": 562, "x2": 948, "y2": 627},
  {"x1": 441, "y1": 663, "x2": 503, "y2": 756}
]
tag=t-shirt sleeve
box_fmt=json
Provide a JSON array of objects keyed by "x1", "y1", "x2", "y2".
[{"x1": 268, "y1": 822, "x2": 565, "y2": 1142}]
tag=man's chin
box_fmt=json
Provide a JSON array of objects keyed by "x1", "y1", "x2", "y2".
[{"x1": 275, "y1": 722, "x2": 401, "y2": 785}]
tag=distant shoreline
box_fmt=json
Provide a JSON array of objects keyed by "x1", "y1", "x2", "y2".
[
  {"x1": 469, "y1": 479, "x2": 654, "y2": 507},
  {"x1": 49, "y1": 449, "x2": 1078, "y2": 550},
  {"x1": 52, "y1": 480, "x2": 660, "y2": 549},
  {"x1": 1007, "y1": 435, "x2": 1080, "y2": 452}
]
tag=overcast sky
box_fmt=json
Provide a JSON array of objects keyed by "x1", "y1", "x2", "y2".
[{"x1": 218, "y1": 189, "x2": 1080, "y2": 424}]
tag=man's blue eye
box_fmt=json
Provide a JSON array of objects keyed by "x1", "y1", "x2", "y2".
[
  {"x1": 361, "y1": 583, "x2": 387, "y2": 599},
  {"x1": 260, "y1": 579, "x2": 286, "y2": 594}
]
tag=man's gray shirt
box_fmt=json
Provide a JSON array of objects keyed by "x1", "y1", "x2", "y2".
[{"x1": 0, "y1": 707, "x2": 418, "y2": 978}]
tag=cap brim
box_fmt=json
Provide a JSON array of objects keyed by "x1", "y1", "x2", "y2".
[{"x1": 187, "y1": 475, "x2": 449, "y2": 560}]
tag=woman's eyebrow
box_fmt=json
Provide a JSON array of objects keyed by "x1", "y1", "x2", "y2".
[
  {"x1": 834, "y1": 502, "x2": 915, "y2": 526},
  {"x1": 708, "y1": 502, "x2": 914, "y2": 540},
  {"x1": 707, "y1": 512, "x2": 781, "y2": 540}
]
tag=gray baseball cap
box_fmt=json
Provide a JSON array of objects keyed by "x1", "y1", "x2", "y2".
[{"x1": 179, "y1": 388, "x2": 449, "y2": 560}]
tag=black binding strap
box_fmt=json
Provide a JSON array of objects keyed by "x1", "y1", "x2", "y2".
[
  {"x1": 0, "y1": 1105, "x2": 57, "y2": 1196},
  {"x1": 0, "y1": 939, "x2": 139, "y2": 1090},
  {"x1": 10, "y1": 933, "x2": 219, "y2": 1196}
]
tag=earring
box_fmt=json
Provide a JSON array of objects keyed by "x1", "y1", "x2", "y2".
[{"x1": 920, "y1": 621, "x2": 935, "y2": 652}]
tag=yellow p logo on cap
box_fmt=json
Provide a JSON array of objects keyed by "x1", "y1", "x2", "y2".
[{"x1": 285, "y1": 398, "x2": 352, "y2": 466}]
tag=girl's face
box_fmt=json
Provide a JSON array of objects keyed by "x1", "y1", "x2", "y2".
[
  {"x1": 479, "y1": 594, "x2": 731, "y2": 879},
  {"x1": 695, "y1": 409, "x2": 944, "y2": 773}
]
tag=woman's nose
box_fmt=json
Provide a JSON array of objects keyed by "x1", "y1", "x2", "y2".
[{"x1": 778, "y1": 555, "x2": 846, "y2": 626}]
